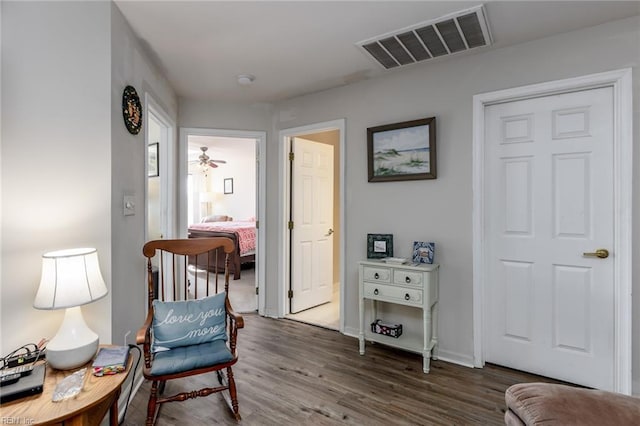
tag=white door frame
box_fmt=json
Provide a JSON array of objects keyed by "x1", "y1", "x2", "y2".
[
  {"x1": 145, "y1": 94, "x2": 176, "y2": 241},
  {"x1": 472, "y1": 68, "x2": 633, "y2": 394},
  {"x1": 278, "y1": 119, "x2": 346, "y2": 331},
  {"x1": 179, "y1": 127, "x2": 267, "y2": 316}
]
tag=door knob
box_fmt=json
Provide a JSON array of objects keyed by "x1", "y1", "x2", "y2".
[
  {"x1": 583, "y1": 248, "x2": 609, "y2": 259},
  {"x1": 325, "y1": 228, "x2": 334, "y2": 236}
]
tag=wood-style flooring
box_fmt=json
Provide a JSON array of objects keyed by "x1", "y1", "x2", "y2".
[{"x1": 122, "y1": 314, "x2": 562, "y2": 425}]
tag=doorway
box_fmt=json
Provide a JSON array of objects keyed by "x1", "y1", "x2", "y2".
[
  {"x1": 179, "y1": 128, "x2": 266, "y2": 315},
  {"x1": 279, "y1": 120, "x2": 345, "y2": 331},
  {"x1": 145, "y1": 96, "x2": 175, "y2": 243},
  {"x1": 472, "y1": 69, "x2": 632, "y2": 393}
]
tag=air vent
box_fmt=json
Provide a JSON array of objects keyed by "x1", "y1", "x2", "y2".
[{"x1": 357, "y1": 5, "x2": 492, "y2": 70}]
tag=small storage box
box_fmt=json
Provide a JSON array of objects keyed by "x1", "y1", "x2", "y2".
[{"x1": 370, "y1": 319, "x2": 403, "y2": 338}]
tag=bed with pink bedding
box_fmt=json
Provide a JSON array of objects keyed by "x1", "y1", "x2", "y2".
[{"x1": 188, "y1": 220, "x2": 256, "y2": 280}]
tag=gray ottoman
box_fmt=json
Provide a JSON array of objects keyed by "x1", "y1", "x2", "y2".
[{"x1": 505, "y1": 382, "x2": 640, "y2": 425}]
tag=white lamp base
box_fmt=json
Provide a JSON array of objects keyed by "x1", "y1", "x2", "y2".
[{"x1": 46, "y1": 306, "x2": 99, "y2": 370}]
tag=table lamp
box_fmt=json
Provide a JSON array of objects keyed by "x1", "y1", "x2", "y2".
[{"x1": 33, "y1": 248, "x2": 108, "y2": 370}]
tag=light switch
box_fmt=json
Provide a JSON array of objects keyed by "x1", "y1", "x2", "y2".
[{"x1": 123, "y1": 195, "x2": 135, "y2": 216}]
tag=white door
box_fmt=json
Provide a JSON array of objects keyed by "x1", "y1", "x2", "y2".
[
  {"x1": 484, "y1": 87, "x2": 615, "y2": 390},
  {"x1": 290, "y1": 137, "x2": 334, "y2": 313}
]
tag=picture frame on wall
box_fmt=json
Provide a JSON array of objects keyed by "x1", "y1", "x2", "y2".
[
  {"x1": 148, "y1": 143, "x2": 159, "y2": 177},
  {"x1": 224, "y1": 178, "x2": 234, "y2": 194},
  {"x1": 367, "y1": 233, "x2": 394, "y2": 259},
  {"x1": 367, "y1": 117, "x2": 436, "y2": 182},
  {"x1": 412, "y1": 241, "x2": 435, "y2": 264}
]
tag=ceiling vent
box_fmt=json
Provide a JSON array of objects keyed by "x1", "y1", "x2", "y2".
[{"x1": 357, "y1": 5, "x2": 492, "y2": 70}]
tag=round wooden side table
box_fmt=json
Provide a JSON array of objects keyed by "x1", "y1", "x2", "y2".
[{"x1": 0, "y1": 347, "x2": 132, "y2": 425}]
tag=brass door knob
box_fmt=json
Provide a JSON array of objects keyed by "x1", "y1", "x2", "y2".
[{"x1": 583, "y1": 249, "x2": 609, "y2": 259}]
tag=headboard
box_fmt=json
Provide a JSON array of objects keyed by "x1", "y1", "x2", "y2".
[{"x1": 201, "y1": 215, "x2": 233, "y2": 223}]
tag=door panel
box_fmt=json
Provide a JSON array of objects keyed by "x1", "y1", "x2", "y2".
[
  {"x1": 291, "y1": 137, "x2": 334, "y2": 313},
  {"x1": 485, "y1": 87, "x2": 614, "y2": 390}
]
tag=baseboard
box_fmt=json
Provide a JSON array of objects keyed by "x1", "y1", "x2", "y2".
[
  {"x1": 342, "y1": 326, "x2": 359, "y2": 339},
  {"x1": 435, "y1": 349, "x2": 475, "y2": 368},
  {"x1": 262, "y1": 309, "x2": 279, "y2": 318}
]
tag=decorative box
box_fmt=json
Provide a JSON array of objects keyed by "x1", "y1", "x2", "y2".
[{"x1": 370, "y1": 319, "x2": 403, "y2": 338}]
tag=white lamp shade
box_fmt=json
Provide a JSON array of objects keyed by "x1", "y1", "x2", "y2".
[{"x1": 34, "y1": 248, "x2": 108, "y2": 310}]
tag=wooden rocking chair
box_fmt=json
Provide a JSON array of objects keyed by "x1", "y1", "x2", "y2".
[{"x1": 136, "y1": 237, "x2": 244, "y2": 425}]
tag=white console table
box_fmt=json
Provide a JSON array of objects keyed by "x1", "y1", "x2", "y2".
[{"x1": 358, "y1": 260, "x2": 440, "y2": 373}]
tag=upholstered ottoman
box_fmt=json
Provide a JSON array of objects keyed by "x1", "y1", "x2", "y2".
[{"x1": 505, "y1": 382, "x2": 640, "y2": 425}]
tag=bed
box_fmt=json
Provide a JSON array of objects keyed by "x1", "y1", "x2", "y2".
[{"x1": 187, "y1": 216, "x2": 256, "y2": 280}]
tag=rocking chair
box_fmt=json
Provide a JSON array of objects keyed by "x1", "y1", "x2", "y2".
[{"x1": 136, "y1": 237, "x2": 244, "y2": 425}]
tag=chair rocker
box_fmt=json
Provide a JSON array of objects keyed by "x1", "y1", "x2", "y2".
[{"x1": 136, "y1": 237, "x2": 244, "y2": 425}]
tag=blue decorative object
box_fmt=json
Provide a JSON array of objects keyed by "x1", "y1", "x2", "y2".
[
  {"x1": 412, "y1": 241, "x2": 435, "y2": 264},
  {"x1": 152, "y1": 292, "x2": 227, "y2": 352}
]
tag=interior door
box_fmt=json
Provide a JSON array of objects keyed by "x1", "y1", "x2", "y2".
[
  {"x1": 290, "y1": 137, "x2": 334, "y2": 313},
  {"x1": 484, "y1": 87, "x2": 615, "y2": 390}
]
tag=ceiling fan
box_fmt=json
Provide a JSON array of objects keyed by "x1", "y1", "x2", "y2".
[{"x1": 193, "y1": 146, "x2": 227, "y2": 169}]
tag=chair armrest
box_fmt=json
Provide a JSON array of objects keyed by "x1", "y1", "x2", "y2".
[
  {"x1": 136, "y1": 311, "x2": 153, "y2": 344},
  {"x1": 136, "y1": 311, "x2": 154, "y2": 369},
  {"x1": 227, "y1": 307, "x2": 244, "y2": 328},
  {"x1": 225, "y1": 299, "x2": 244, "y2": 355}
]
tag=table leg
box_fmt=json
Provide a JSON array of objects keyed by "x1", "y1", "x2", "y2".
[
  {"x1": 423, "y1": 305, "x2": 432, "y2": 374},
  {"x1": 431, "y1": 301, "x2": 439, "y2": 360},
  {"x1": 359, "y1": 295, "x2": 365, "y2": 355},
  {"x1": 110, "y1": 389, "x2": 121, "y2": 426}
]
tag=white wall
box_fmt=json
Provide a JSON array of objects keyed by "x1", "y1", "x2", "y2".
[
  {"x1": 110, "y1": 3, "x2": 178, "y2": 345},
  {"x1": 3, "y1": 2, "x2": 636, "y2": 394},
  {"x1": 268, "y1": 16, "x2": 640, "y2": 380},
  {"x1": 0, "y1": 2, "x2": 178, "y2": 358},
  {"x1": 208, "y1": 142, "x2": 256, "y2": 222},
  {"x1": 1, "y1": 1, "x2": 112, "y2": 353},
  {"x1": 177, "y1": 18, "x2": 640, "y2": 382}
]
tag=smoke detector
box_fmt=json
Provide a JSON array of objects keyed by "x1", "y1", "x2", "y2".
[
  {"x1": 357, "y1": 4, "x2": 492, "y2": 70},
  {"x1": 237, "y1": 74, "x2": 255, "y2": 86}
]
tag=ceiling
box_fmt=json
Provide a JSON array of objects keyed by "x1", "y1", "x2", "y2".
[{"x1": 114, "y1": 1, "x2": 640, "y2": 105}]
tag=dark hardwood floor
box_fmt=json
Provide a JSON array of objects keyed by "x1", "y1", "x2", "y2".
[{"x1": 122, "y1": 314, "x2": 561, "y2": 425}]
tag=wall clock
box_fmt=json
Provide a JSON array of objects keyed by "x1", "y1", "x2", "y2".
[{"x1": 122, "y1": 85, "x2": 142, "y2": 135}]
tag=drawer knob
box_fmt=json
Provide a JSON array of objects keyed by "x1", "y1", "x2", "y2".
[
  {"x1": 374, "y1": 288, "x2": 379, "y2": 295},
  {"x1": 405, "y1": 293, "x2": 410, "y2": 301},
  {"x1": 374, "y1": 272, "x2": 380, "y2": 279},
  {"x1": 405, "y1": 276, "x2": 411, "y2": 283}
]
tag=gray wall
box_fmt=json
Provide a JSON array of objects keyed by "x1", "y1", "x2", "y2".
[
  {"x1": 110, "y1": 3, "x2": 178, "y2": 346},
  {"x1": 1, "y1": 1, "x2": 112, "y2": 352},
  {"x1": 270, "y1": 15, "x2": 640, "y2": 382},
  {"x1": 1, "y1": 2, "x2": 638, "y2": 394},
  {"x1": 180, "y1": 15, "x2": 640, "y2": 389},
  {"x1": 0, "y1": 1, "x2": 177, "y2": 356}
]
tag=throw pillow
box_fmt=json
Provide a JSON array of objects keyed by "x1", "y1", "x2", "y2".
[{"x1": 152, "y1": 292, "x2": 227, "y2": 352}]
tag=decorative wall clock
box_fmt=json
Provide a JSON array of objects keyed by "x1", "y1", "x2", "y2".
[{"x1": 122, "y1": 85, "x2": 142, "y2": 135}]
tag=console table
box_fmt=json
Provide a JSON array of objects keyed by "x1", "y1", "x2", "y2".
[
  {"x1": 0, "y1": 346, "x2": 132, "y2": 425},
  {"x1": 358, "y1": 260, "x2": 440, "y2": 373}
]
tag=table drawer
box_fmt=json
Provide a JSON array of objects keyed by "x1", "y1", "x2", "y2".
[
  {"x1": 393, "y1": 269, "x2": 423, "y2": 287},
  {"x1": 363, "y1": 282, "x2": 422, "y2": 305},
  {"x1": 362, "y1": 266, "x2": 391, "y2": 283}
]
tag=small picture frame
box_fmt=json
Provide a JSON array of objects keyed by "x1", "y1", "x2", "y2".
[
  {"x1": 412, "y1": 241, "x2": 435, "y2": 264},
  {"x1": 367, "y1": 234, "x2": 394, "y2": 259},
  {"x1": 148, "y1": 143, "x2": 159, "y2": 177},
  {"x1": 224, "y1": 178, "x2": 234, "y2": 194}
]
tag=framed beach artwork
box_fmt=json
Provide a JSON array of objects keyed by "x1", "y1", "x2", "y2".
[{"x1": 367, "y1": 117, "x2": 436, "y2": 182}]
